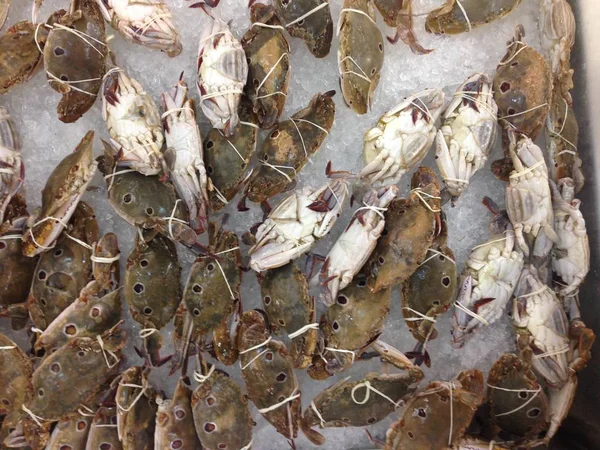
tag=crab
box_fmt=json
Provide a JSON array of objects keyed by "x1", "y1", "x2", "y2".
[
  {"x1": 162, "y1": 77, "x2": 209, "y2": 234},
  {"x1": 505, "y1": 132, "x2": 558, "y2": 258},
  {"x1": 451, "y1": 198, "x2": 524, "y2": 348},
  {"x1": 338, "y1": 0, "x2": 384, "y2": 114},
  {"x1": 0, "y1": 106, "x2": 23, "y2": 225},
  {"x1": 196, "y1": 6, "x2": 248, "y2": 136},
  {"x1": 21, "y1": 131, "x2": 98, "y2": 257},
  {"x1": 102, "y1": 69, "x2": 164, "y2": 176},
  {"x1": 94, "y1": 0, "x2": 182, "y2": 56},
  {"x1": 46, "y1": 413, "x2": 93, "y2": 450},
  {"x1": 384, "y1": 369, "x2": 485, "y2": 449},
  {"x1": 248, "y1": 177, "x2": 348, "y2": 272},
  {"x1": 551, "y1": 178, "x2": 589, "y2": 298},
  {"x1": 301, "y1": 371, "x2": 423, "y2": 445},
  {"x1": 42, "y1": 0, "x2": 108, "y2": 123},
  {"x1": 360, "y1": 89, "x2": 445, "y2": 187},
  {"x1": 319, "y1": 185, "x2": 399, "y2": 306},
  {"x1": 426, "y1": 0, "x2": 523, "y2": 35},
  {"x1": 540, "y1": 0, "x2": 576, "y2": 104},
  {"x1": 435, "y1": 74, "x2": 498, "y2": 198},
  {"x1": 85, "y1": 406, "x2": 121, "y2": 450}
]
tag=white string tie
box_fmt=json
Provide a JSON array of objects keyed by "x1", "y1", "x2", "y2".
[
  {"x1": 260, "y1": 160, "x2": 296, "y2": 183},
  {"x1": 193, "y1": 365, "x2": 215, "y2": 383},
  {"x1": 0, "y1": 345, "x2": 17, "y2": 350},
  {"x1": 161, "y1": 107, "x2": 194, "y2": 120},
  {"x1": 200, "y1": 88, "x2": 243, "y2": 102},
  {"x1": 500, "y1": 103, "x2": 549, "y2": 120},
  {"x1": 214, "y1": 258, "x2": 235, "y2": 300},
  {"x1": 494, "y1": 386, "x2": 542, "y2": 417},
  {"x1": 31, "y1": 327, "x2": 44, "y2": 334},
  {"x1": 219, "y1": 131, "x2": 246, "y2": 162},
  {"x1": 310, "y1": 401, "x2": 326, "y2": 427},
  {"x1": 0, "y1": 234, "x2": 22, "y2": 240},
  {"x1": 411, "y1": 189, "x2": 441, "y2": 213},
  {"x1": 240, "y1": 439, "x2": 253, "y2": 450},
  {"x1": 240, "y1": 337, "x2": 272, "y2": 355},
  {"x1": 288, "y1": 323, "x2": 319, "y2": 340},
  {"x1": 240, "y1": 120, "x2": 260, "y2": 129},
  {"x1": 28, "y1": 216, "x2": 69, "y2": 250},
  {"x1": 139, "y1": 328, "x2": 158, "y2": 339},
  {"x1": 472, "y1": 236, "x2": 509, "y2": 250},
  {"x1": 448, "y1": 382, "x2": 454, "y2": 446},
  {"x1": 337, "y1": 8, "x2": 377, "y2": 36},
  {"x1": 96, "y1": 335, "x2": 120, "y2": 369},
  {"x1": 417, "y1": 248, "x2": 456, "y2": 268},
  {"x1": 350, "y1": 381, "x2": 400, "y2": 408},
  {"x1": 402, "y1": 307, "x2": 436, "y2": 323},
  {"x1": 116, "y1": 382, "x2": 146, "y2": 413},
  {"x1": 255, "y1": 52, "x2": 289, "y2": 99},
  {"x1": 532, "y1": 345, "x2": 569, "y2": 359},
  {"x1": 498, "y1": 41, "x2": 529, "y2": 66},
  {"x1": 285, "y1": 2, "x2": 329, "y2": 27},
  {"x1": 509, "y1": 159, "x2": 546, "y2": 179},
  {"x1": 21, "y1": 404, "x2": 46, "y2": 427},
  {"x1": 324, "y1": 347, "x2": 355, "y2": 365},
  {"x1": 354, "y1": 201, "x2": 387, "y2": 219},
  {"x1": 518, "y1": 286, "x2": 549, "y2": 299},
  {"x1": 454, "y1": 0, "x2": 472, "y2": 32},
  {"x1": 140, "y1": 13, "x2": 171, "y2": 36},
  {"x1": 454, "y1": 300, "x2": 489, "y2": 326},
  {"x1": 258, "y1": 389, "x2": 300, "y2": 414}
]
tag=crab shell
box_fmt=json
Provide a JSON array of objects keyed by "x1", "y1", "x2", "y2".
[
  {"x1": 365, "y1": 167, "x2": 441, "y2": 293},
  {"x1": 102, "y1": 70, "x2": 164, "y2": 176},
  {"x1": 44, "y1": 0, "x2": 107, "y2": 123},
  {"x1": 0, "y1": 21, "x2": 45, "y2": 94},
  {"x1": 273, "y1": 0, "x2": 333, "y2": 58},
  {"x1": 540, "y1": 0, "x2": 576, "y2": 104},
  {"x1": 435, "y1": 73, "x2": 498, "y2": 197},
  {"x1": 204, "y1": 98, "x2": 258, "y2": 211},
  {"x1": 245, "y1": 91, "x2": 335, "y2": 203},
  {"x1": 27, "y1": 201, "x2": 98, "y2": 330},
  {"x1": 301, "y1": 371, "x2": 423, "y2": 445},
  {"x1": 0, "y1": 106, "x2": 23, "y2": 225},
  {"x1": 155, "y1": 377, "x2": 200, "y2": 450},
  {"x1": 125, "y1": 234, "x2": 181, "y2": 330},
  {"x1": 95, "y1": 0, "x2": 182, "y2": 56},
  {"x1": 22, "y1": 131, "x2": 98, "y2": 257},
  {"x1": 249, "y1": 178, "x2": 348, "y2": 272},
  {"x1": 0, "y1": 333, "x2": 32, "y2": 429},
  {"x1": 338, "y1": 0, "x2": 384, "y2": 114},
  {"x1": 26, "y1": 328, "x2": 126, "y2": 422},
  {"x1": 162, "y1": 78, "x2": 209, "y2": 235},
  {"x1": 512, "y1": 270, "x2": 571, "y2": 388},
  {"x1": 494, "y1": 25, "x2": 553, "y2": 141},
  {"x1": 243, "y1": 4, "x2": 291, "y2": 130},
  {"x1": 115, "y1": 366, "x2": 157, "y2": 450},
  {"x1": 426, "y1": 0, "x2": 523, "y2": 35},
  {"x1": 316, "y1": 274, "x2": 391, "y2": 377},
  {"x1": 546, "y1": 95, "x2": 583, "y2": 192},
  {"x1": 99, "y1": 148, "x2": 194, "y2": 245},
  {"x1": 0, "y1": 206, "x2": 37, "y2": 330},
  {"x1": 506, "y1": 134, "x2": 558, "y2": 257},
  {"x1": 320, "y1": 185, "x2": 399, "y2": 306},
  {"x1": 384, "y1": 369, "x2": 485, "y2": 450},
  {"x1": 85, "y1": 406, "x2": 121, "y2": 450},
  {"x1": 259, "y1": 262, "x2": 317, "y2": 369},
  {"x1": 360, "y1": 89, "x2": 445, "y2": 187},
  {"x1": 487, "y1": 353, "x2": 549, "y2": 440},
  {"x1": 191, "y1": 368, "x2": 254, "y2": 450},
  {"x1": 46, "y1": 413, "x2": 93, "y2": 450},
  {"x1": 197, "y1": 15, "x2": 248, "y2": 136},
  {"x1": 402, "y1": 242, "x2": 456, "y2": 344},
  {"x1": 238, "y1": 310, "x2": 300, "y2": 441}
]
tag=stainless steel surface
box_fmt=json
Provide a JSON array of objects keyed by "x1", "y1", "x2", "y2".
[{"x1": 551, "y1": 1, "x2": 600, "y2": 449}]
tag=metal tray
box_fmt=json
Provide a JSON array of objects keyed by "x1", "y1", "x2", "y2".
[{"x1": 550, "y1": 1, "x2": 600, "y2": 449}]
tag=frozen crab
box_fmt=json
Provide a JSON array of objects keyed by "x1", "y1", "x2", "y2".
[
  {"x1": 162, "y1": 77, "x2": 209, "y2": 234},
  {"x1": 301, "y1": 371, "x2": 423, "y2": 445},
  {"x1": 435, "y1": 74, "x2": 498, "y2": 198},
  {"x1": 451, "y1": 198, "x2": 524, "y2": 348},
  {"x1": 0, "y1": 21, "x2": 46, "y2": 94},
  {"x1": 512, "y1": 267, "x2": 593, "y2": 388},
  {"x1": 384, "y1": 369, "x2": 485, "y2": 449},
  {"x1": 551, "y1": 178, "x2": 589, "y2": 298},
  {"x1": 46, "y1": 413, "x2": 93, "y2": 450},
  {"x1": 546, "y1": 95, "x2": 583, "y2": 192},
  {"x1": 359, "y1": 89, "x2": 445, "y2": 187},
  {"x1": 42, "y1": 0, "x2": 107, "y2": 123},
  {"x1": 0, "y1": 106, "x2": 23, "y2": 225},
  {"x1": 426, "y1": 0, "x2": 522, "y2": 35},
  {"x1": 338, "y1": 0, "x2": 384, "y2": 114},
  {"x1": 319, "y1": 185, "x2": 398, "y2": 306},
  {"x1": 22, "y1": 131, "x2": 98, "y2": 257},
  {"x1": 248, "y1": 177, "x2": 348, "y2": 272},
  {"x1": 94, "y1": 0, "x2": 182, "y2": 56},
  {"x1": 505, "y1": 132, "x2": 558, "y2": 257},
  {"x1": 196, "y1": 8, "x2": 248, "y2": 136},
  {"x1": 540, "y1": 0, "x2": 576, "y2": 104},
  {"x1": 102, "y1": 69, "x2": 164, "y2": 176}
]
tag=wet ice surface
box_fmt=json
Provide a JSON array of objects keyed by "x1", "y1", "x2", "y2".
[{"x1": 0, "y1": 0, "x2": 546, "y2": 448}]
